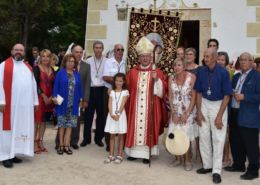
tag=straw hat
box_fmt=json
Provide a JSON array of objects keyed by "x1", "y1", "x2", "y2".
[{"x1": 166, "y1": 129, "x2": 190, "y2": 155}]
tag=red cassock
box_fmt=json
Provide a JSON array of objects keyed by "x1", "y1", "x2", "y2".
[{"x1": 125, "y1": 64, "x2": 168, "y2": 148}]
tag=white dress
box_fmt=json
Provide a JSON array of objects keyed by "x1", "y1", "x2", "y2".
[
  {"x1": 0, "y1": 59, "x2": 39, "y2": 161},
  {"x1": 168, "y1": 73, "x2": 198, "y2": 141},
  {"x1": 104, "y1": 90, "x2": 129, "y2": 134}
]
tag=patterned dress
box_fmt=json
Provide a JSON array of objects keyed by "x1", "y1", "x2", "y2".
[
  {"x1": 168, "y1": 73, "x2": 198, "y2": 141},
  {"x1": 57, "y1": 73, "x2": 78, "y2": 128}
]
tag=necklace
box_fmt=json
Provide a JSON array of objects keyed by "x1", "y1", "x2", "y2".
[
  {"x1": 206, "y1": 64, "x2": 219, "y2": 95},
  {"x1": 114, "y1": 90, "x2": 122, "y2": 115},
  {"x1": 235, "y1": 73, "x2": 248, "y2": 93},
  {"x1": 175, "y1": 72, "x2": 186, "y2": 101},
  {"x1": 42, "y1": 65, "x2": 50, "y2": 87},
  {"x1": 94, "y1": 56, "x2": 103, "y2": 78}
]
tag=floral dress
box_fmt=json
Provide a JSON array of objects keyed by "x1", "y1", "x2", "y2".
[
  {"x1": 168, "y1": 73, "x2": 198, "y2": 141},
  {"x1": 57, "y1": 73, "x2": 78, "y2": 128}
]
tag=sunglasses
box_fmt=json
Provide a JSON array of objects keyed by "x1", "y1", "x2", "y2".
[{"x1": 116, "y1": 48, "x2": 124, "y2": 52}]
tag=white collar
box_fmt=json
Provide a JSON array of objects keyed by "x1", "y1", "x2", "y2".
[
  {"x1": 112, "y1": 57, "x2": 125, "y2": 65},
  {"x1": 140, "y1": 63, "x2": 151, "y2": 69},
  {"x1": 240, "y1": 68, "x2": 252, "y2": 75}
]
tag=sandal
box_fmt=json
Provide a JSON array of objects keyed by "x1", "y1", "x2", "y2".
[
  {"x1": 104, "y1": 155, "x2": 115, "y2": 164},
  {"x1": 184, "y1": 162, "x2": 193, "y2": 171},
  {"x1": 168, "y1": 160, "x2": 182, "y2": 167},
  {"x1": 222, "y1": 160, "x2": 231, "y2": 168},
  {"x1": 38, "y1": 138, "x2": 48, "y2": 152},
  {"x1": 57, "y1": 145, "x2": 64, "y2": 155},
  {"x1": 63, "y1": 146, "x2": 73, "y2": 155},
  {"x1": 114, "y1": 156, "x2": 123, "y2": 164},
  {"x1": 34, "y1": 140, "x2": 41, "y2": 154}
]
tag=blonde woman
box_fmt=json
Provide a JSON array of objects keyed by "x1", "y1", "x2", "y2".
[{"x1": 33, "y1": 49, "x2": 55, "y2": 154}]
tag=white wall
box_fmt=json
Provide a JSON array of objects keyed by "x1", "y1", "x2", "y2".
[{"x1": 87, "y1": 0, "x2": 258, "y2": 60}]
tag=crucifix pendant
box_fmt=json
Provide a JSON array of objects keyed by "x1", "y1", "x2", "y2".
[
  {"x1": 95, "y1": 74, "x2": 99, "y2": 78},
  {"x1": 47, "y1": 83, "x2": 49, "y2": 87},
  {"x1": 115, "y1": 110, "x2": 119, "y2": 115},
  {"x1": 178, "y1": 96, "x2": 182, "y2": 101}
]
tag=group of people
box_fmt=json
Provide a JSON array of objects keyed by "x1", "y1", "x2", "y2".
[{"x1": 0, "y1": 37, "x2": 259, "y2": 184}]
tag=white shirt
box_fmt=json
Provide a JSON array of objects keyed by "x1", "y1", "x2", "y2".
[
  {"x1": 231, "y1": 68, "x2": 252, "y2": 108},
  {"x1": 103, "y1": 57, "x2": 126, "y2": 88},
  {"x1": 86, "y1": 56, "x2": 107, "y2": 87}
]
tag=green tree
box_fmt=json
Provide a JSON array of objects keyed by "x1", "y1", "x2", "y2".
[{"x1": 0, "y1": 0, "x2": 63, "y2": 50}]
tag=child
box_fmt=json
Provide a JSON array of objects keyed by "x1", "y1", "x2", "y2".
[{"x1": 104, "y1": 73, "x2": 129, "y2": 164}]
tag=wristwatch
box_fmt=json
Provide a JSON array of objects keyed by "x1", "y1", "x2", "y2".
[{"x1": 117, "y1": 113, "x2": 121, "y2": 116}]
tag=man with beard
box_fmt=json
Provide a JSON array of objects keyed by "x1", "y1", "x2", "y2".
[{"x1": 0, "y1": 44, "x2": 39, "y2": 168}]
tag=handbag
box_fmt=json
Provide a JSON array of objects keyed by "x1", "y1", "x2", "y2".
[{"x1": 43, "y1": 111, "x2": 54, "y2": 122}]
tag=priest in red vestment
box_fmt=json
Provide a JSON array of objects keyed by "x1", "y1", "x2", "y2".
[{"x1": 125, "y1": 37, "x2": 168, "y2": 164}]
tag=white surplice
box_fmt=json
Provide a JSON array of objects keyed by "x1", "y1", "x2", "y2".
[
  {"x1": 0, "y1": 59, "x2": 39, "y2": 161},
  {"x1": 124, "y1": 64, "x2": 163, "y2": 159}
]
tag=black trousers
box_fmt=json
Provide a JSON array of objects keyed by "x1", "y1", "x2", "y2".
[
  {"x1": 55, "y1": 116, "x2": 81, "y2": 146},
  {"x1": 83, "y1": 87, "x2": 104, "y2": 143},
  {"x1": 103, "y1": 87, "x2": 110, "y2": 147},
  {"x1": 229, "y1": 108, "x2": 259, "y2": 176}
]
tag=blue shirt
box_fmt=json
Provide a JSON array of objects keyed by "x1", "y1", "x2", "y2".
[{"x1": 194, "y1": 63, "x2": 233, "y2": 101}]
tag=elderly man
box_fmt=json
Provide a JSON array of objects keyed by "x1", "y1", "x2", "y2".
[
  {"x1": 124, "y1": 37, "x2": 168, "y2": 164},
  {"x1": 103, "y1": 44, "x2": 126, "y2": 151},
  {"x1": 80, "y1": 41, "x2": 107, "y2": 147},
  {"x1": 0, "y1": 44, "x2": 39, "y2": 168},
  {"x1": 55, "y1": 45, "x2": 91, "y2": 150},
  {"x1": 194, "y1": 48, "x2": 233, "y2": 183},
  {"x1": 225, "y1": 52, "x2": 260, "y2": 180}
]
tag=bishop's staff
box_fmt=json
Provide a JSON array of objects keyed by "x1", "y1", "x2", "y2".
[{"x1": 149, "y1": 44, "x2": 162, "y2": 167}]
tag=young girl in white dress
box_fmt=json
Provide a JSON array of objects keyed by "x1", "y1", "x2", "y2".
[{"x1": 104, "y1": 73, "x2": 129, "y2": 164}]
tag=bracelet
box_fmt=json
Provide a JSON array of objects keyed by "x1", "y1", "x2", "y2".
[
  {"x1": 43, "y1": 97, "x2": 47, "y2": 102},
  {"x1": 171, "y1": 111, "x2": 177, "y2": 115},
  {"x1": 117, "y1": 113, "x2": 121, "y2": 116}
]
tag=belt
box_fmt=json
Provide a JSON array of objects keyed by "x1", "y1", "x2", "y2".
[
  {"x1": 231, "y1": 108, "x2": 239, "y2": 112},
  {"x1": 91, "y1": 86, "x2": 104, "y2": 89},
  {"x1": 204, "y1": 98, "x2": 219, "y2": 102}
]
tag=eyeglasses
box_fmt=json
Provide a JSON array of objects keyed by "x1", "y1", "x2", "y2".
[
  {"x1": 116, "y1": 48, "x2": 124, "y2": 52},
  {"x1": 177, "y1": 53, "x2": 184, "y2": 56},
  {"x1": 13, "y1": 49, "x2": 24, "y2": 52},
  {"x1": 185, "y1": 53, "x2": 194, "y2": 56},
  {"x1": 239, "y1": 59, "x2": 252, "y2": 62},
  {"x1": 140, "y1": 55, "x2": 151, "y2": 59},
  {"x1": 67, "y1": 60, "x2": 75, "y2": 64}
]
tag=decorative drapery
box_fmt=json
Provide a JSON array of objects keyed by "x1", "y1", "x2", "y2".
[{"x1": 126, "y1": 11, "x2": 181, "y2": 77}]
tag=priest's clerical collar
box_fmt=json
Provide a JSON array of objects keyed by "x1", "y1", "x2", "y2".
[{"x1": 140, "y1": 63, "x2": 151, "y2": 69}]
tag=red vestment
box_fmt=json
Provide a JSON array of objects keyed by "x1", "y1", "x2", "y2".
[{"x1": 125, "y1": 64, "x2": 168, "y2": 148}]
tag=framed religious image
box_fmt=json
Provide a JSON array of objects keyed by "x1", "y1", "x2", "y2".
[{"x1": 117, "y1": 8, "x2": 128, "y2": 21}]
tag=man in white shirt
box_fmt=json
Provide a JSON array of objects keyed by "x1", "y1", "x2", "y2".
[
  {"x1": 102, "y1": 44, "x2": 126, "y2": 151},
  {"x1": 80, "y1": 41, "x2": 107, "y2": 147}
]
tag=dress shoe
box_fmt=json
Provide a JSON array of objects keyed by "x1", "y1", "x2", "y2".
[
  {"x1": 95, "y1": 141, "x2": 104, "y2": 147},
  {"x1": 2, "y1": 160, "x2": 13, "y2": 168},
  {"x1": 106, "y1": 146, "x2": 110, "y2": 152},
  {"x1": 196, "y1": 168, "x2": 212, "y2": 174},
  {"x1": 240, "y1": 173, "x2": 259, "y2": 180},
  {"x1": 213, "y1": 173, "x2": 222, "y2": 184},
  {"x1": 11, "y1": 157, "x2": 22, "y2": 163},
  {"x1": 127, "y1": 157, "x2": 137, "y2": 161},
  {"x1": 143, "y1": 159, "x2": 149, "y2": 164},
  {"x1": 224, "y1": 166, "x2": 245, "y2": 172},
  {"x1": 71, "y1": 145, "x2": 79, "y2": 150},
  {"x1": 80, "y1": 140, "x2": 91, "y2": 147}
]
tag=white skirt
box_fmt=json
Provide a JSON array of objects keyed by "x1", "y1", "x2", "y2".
[{"x1": 104, "y1": 110, "x2": 127, "y2": 134}]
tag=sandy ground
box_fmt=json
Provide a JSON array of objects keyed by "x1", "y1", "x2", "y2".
[{"x1": 0, "y1": 123, "x2": 259, "y2": 185}]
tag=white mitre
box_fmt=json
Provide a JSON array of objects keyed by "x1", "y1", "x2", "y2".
[{"x1": 135, "y1": 37, "x2": 154, "y2": 55}]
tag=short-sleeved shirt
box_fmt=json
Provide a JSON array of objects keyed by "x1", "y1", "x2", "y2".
[
  {"x1": 102, "y1": 57, "x2": 126, "y2": 88},
  {"x1": 193, "y1": 63, "x2": 233, "y2": 101}
]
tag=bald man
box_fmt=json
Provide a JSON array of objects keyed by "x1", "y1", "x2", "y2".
[
  {"x1": 193, "y1": 48, "x2": 233, "y2": 183},
  {"x1": 102, "y1": 44, "x2": 126, "y2": 151},
  {"x1": 0, "y1": 44, "x2": 39, "y2": 168}
]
